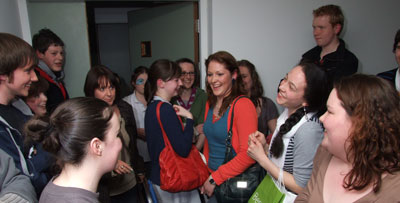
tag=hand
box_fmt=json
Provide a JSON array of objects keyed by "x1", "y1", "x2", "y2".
[
  {"x1": 247, "y1": 134, "x2": 268, "y2": 163},
  {"x1": 114, "y1": 160, "x2": 133, "y2": 175},
  {"x1": 248, "y1": 131, "x2": 267, "y2": 148},
  {"x1": 202, "y1": 176, "x2": 216, "y2": 197},
  {"x1": 173, "y1": 105, "x2": 193, "y2": 119},
  {"x1": 137, "y1": 128, "x2": 146, "y2": 140},
  {"x1": 195, "y1": 124, "x2": 204, "y2": 134}
]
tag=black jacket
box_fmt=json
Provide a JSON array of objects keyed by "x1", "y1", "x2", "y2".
[{"x1": 302, "y1": 39, "x2": 358, "y2": 85}]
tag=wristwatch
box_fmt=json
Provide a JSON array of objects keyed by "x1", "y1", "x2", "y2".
[{"x1": 209, "y1": 177, "x2": 216, "y2": 185}]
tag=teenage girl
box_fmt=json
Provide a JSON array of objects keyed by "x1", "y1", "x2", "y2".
[
  {"x1": 25, "y1": 97, "x2": 122, "y2": 203},
  {"x1": 144, "y1": 59, "x2": 201, "y2": 202}
]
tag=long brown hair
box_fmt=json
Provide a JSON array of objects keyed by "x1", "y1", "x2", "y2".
[
  {"x1": 335, "y1": 74, "x2": 400, "y2": 192},
  {"x1": 205, "y1": 51, "x2": 245, "y2": 116}
]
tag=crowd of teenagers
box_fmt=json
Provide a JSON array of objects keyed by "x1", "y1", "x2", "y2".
[{"x1": 1, "y1": 4, "x2": 400, "y2": 203}]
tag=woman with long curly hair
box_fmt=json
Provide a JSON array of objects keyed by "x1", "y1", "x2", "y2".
[
  {"x1": 296, "y1": 74, "x2": 400, "y2": 202},
  {"x1": 238, "y1": 59, "x2": 278, "y2": 135}
]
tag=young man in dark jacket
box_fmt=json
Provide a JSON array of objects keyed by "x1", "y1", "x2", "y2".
[
  {"x1": 0, "y1": 33, "x2": 53, "y2": 197},
  {"x1": 301, "y1": 4, "x2": 358, "y2": 86}
]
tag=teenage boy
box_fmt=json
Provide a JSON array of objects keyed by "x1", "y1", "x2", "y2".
[
  {"x1": 0, "y1": 33, "x2": 52, "y2": 196},
  {"x1": 301, "y1": 4, "x2": 358, "y2": 85},
  {"x1": 32, "y1": 28, "x2": 69, "y2": 113}
]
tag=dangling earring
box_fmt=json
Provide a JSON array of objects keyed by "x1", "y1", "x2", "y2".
[{"x1": 303, "y1": 106, "x2": 309, "y2": 121}]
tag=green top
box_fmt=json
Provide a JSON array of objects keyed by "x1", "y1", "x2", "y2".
[
  {"x1": 190, "y1": 87, "x2": 207, "y2": 126},
  {"x1": 172, "y1": 87, "x2": 207, "y2": 126}
]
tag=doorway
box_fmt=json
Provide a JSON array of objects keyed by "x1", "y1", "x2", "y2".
[{"x1": 86, "y1": 1, "x2": 199, "y2": 96}]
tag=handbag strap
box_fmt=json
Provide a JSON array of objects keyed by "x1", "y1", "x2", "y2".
[
  {"x1": 156, "y1": 101, "x2": 184, "y2": 148},
  {"x1": 223, "y1": 95, "x2": 248, "y2": 162}
]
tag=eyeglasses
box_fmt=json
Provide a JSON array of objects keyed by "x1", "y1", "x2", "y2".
[{"x1": 181, "y1": 72, "x2": 195, "y2": 76}]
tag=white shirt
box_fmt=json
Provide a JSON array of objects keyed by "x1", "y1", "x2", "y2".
[{"x1": 123, "y1": 92, "x2": 150, "y2": 161}]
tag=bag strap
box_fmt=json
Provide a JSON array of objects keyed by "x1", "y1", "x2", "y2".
[
  {"x1": 226, "y1": 95, "x2": 248, "y2": 145},
  {"x1": 156, "y1": 101, "x2": 184, "y2": 148},
  {"x1": 223, "y1": 95, "x2": 248, "y2": 162}
]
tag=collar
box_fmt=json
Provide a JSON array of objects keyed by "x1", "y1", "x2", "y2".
[
  {"x1": 38, "y1": 60, "x2": 65, "y2": 81},
  {"x1": 153, "y1": 96, "x2": 170, "y2": 104},
  {"x1": 132, "y1": 91, "x2": 142, "y2": 104},
  {"x1": 303, "y1": 38, "x2": 347, "y2": 62}
]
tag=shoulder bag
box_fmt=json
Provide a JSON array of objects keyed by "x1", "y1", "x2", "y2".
[
  {"x1": 214, "y1": 96, "x2": 264, "y2": 202},
  {"x1": 156, "y1": 101, "x2": 209, "y2": 192}
]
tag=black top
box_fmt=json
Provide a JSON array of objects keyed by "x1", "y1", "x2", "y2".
[
  {"x1": 377, "y1": 68, "x2": 398, "y2": 87},
  {"x1": 302, "y1": 39, "x2": 358, "y2": 86}
]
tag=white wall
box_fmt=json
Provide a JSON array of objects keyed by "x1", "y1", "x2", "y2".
[
  {"x1": 0, "y1": 0, "x2": 31, "y2": 42},
  {"x1": 200, "y1": 0, "x2": 400, "y2": 110},
  {"x1": 28, "y1": 2, "x2": 91, "y2": 98}
]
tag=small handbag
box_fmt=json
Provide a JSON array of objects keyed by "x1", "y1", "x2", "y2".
[
  {"x1": 214, "y1": 96, "x2": 264, "y2": 202},
  {"x1": 156, "y1": 101, "x2": 209, "y2": 192}
]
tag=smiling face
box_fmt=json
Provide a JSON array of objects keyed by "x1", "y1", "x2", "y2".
[
  {"x1": 320, "y1": 88, "x2": 352, "y2": 161},
  {"x1": 2, "y1": 60, "x2": 38, "y2": 101},
  {"x1": 239, "y1": 65, "x2": 252, "y2": 93},
  {"x1": 162, "y1": 77, "x2": 182, "y2": 100},
  {"x1": 312, "y1": 15, "x2": 340, "y2": 49},
  {"x1": 179, "y1": 62, "x2": 195, "y2": 89},
  {"x1": 276, "y1": 66, "x2": 307, "y2": 113},
  {"x1": 37, "y1": 44, "x2": 64, "y2": 72},
  {"x1": 94, "y1": 78, "x2": 115, "y2": 106},
  {"x1": 26, "y1": 92, "x2": 47, "y2": 116},
  {"x1": 207, "y1": 61, "x2": 236, "y2": 100}
]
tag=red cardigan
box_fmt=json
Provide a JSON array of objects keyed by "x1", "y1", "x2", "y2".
[{"x1": 203, "y1": 97, "x2": 258, "y2": 185}]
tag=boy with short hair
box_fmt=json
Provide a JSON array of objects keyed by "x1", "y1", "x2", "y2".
[
  {"x1": 0, "y1": 33, "x2": 51, "y2": 196},
  {"x1": 32, "y1": 28, "x2": 69, "y2": 113},
  {"x1": 301, "y1": 4, "x2": 358, "y2": 85}
]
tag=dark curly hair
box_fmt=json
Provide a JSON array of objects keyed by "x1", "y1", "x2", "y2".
[
  {"x1": 335, "y1": 74, "x2": 400, "y2": 192},
  {"x1": 270, "y1": 62, "x2": 329, "y2": 158}
]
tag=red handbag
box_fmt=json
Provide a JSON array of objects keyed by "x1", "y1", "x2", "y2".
[{"x1": 156, "y1": 102, "x2": 209, "y2": 192}]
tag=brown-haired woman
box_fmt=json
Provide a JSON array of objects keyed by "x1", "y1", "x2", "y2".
[
  {"x1": 238, "y1": 59, "x2": 278, "y2": 135},
  {"x1": 84, "y1": 65, "x2": 145, "y2": 202},
  {"x1": 25, "y1": 97, "x2": 122, "y2": 202},
  {"x1": 173, "y1": 58, "x2": 207, "y2": 150},
  {"x1": 296, "y1": 74, "x2": 400, "y2": 202},
  {"x1": 200, "y1": 51, "x2": 258, "y2": 201}
]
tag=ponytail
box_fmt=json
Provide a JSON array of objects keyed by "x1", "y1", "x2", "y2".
[{"x1": 270, "y1": 107, "x2": 307, "y2": 158}]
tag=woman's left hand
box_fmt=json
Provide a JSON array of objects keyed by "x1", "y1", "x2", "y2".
[
  {"x1": 114, "y1": 160, "x2": 133, "y2": 174},
  {"x1": 247, "y1": 134, "x2": 268, "y2": 163}
]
